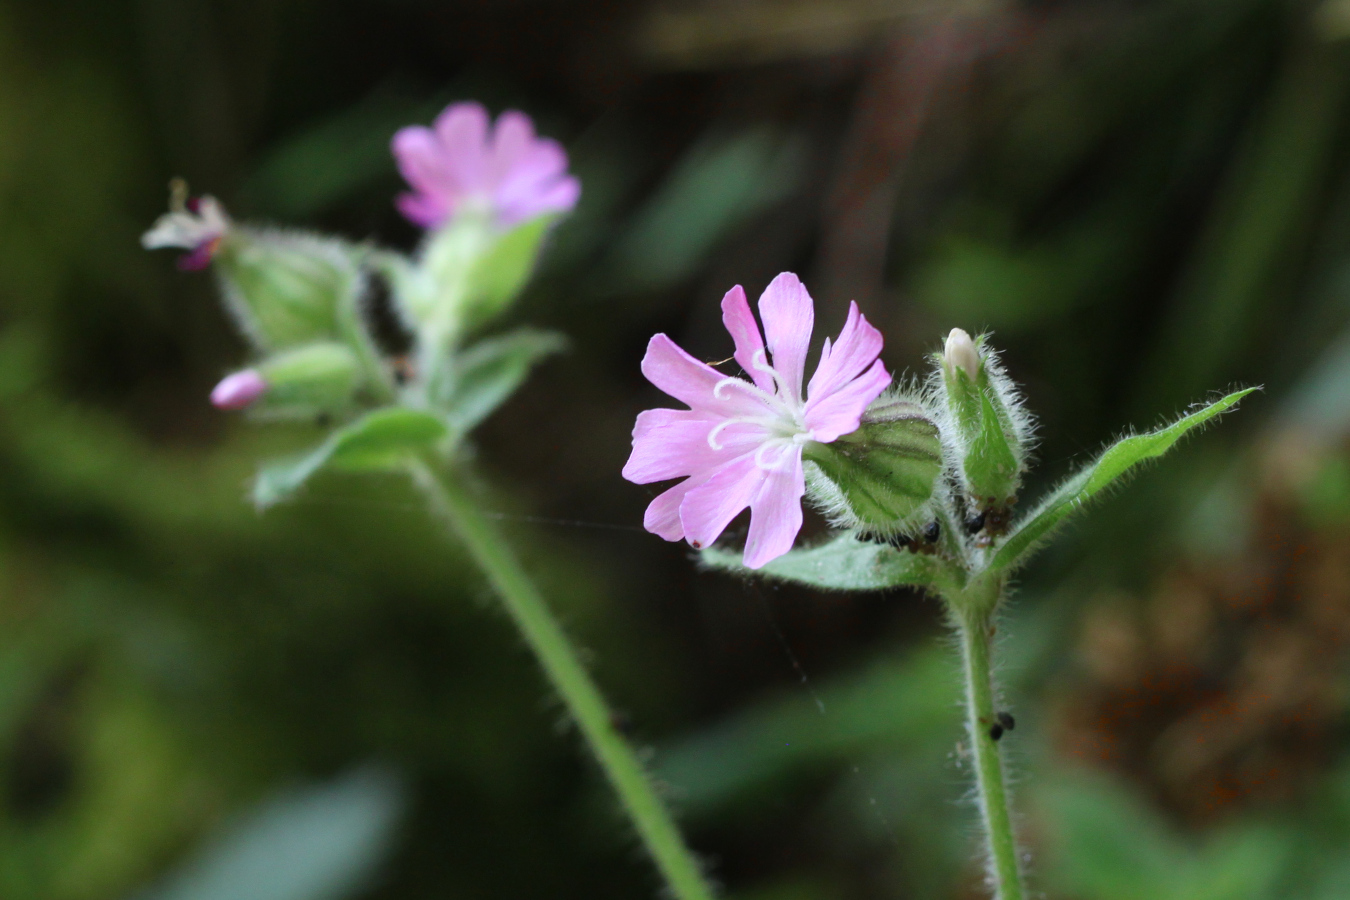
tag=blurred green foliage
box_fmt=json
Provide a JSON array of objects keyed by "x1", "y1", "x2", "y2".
[{"x1": 2, "y1": 0, "x2": 1350, "y2": 899}]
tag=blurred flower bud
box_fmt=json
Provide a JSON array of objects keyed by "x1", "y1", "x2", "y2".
[
  {"x1": 935, "y1": 330, "x2": 1033, "y2": 516},
  {"x1": 211, "y1": 369, "x2": 267, "y2": 410},
  {"x1": 215, "y1": 230, "x2": 364, "y2": 352},
  {"x1": 254, "y1": 342, "x2": 363, "y2": 416},
  {"x1": 804, "y1": 396, "x2": 944, "y2": 535}
]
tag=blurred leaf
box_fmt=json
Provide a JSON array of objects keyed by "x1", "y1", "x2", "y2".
[
  {"x1": 244, "y1": 90, "x2": 448, "y2": 218},
  {"x1": 444, "y1": 328, "x2": 565, "y2": 432},
  {"x1": 701, "y1": 533, "x2": 951, "y2": 592},
  {"x1": 1135, "y1": 41, "x2": 1350, "y2": 414},
  {"x1": 138, "y1": 767, "x2": 403, "y2": 900},
  {"x1": 657, "y1": 645, "x2": 959, "y2": 812},
  {"x1": 252, "y1": 409, "x2": 448, "y2": 508},
  {"x1": 603, "y1": 127, "x2": 804, "y2": 292},
  {"x1": 989, "y1": 388, "x2": 1255, "y2": 573},
  {"x1": 1040, "y1": 773, "x2": 1287, "y2": 900}
]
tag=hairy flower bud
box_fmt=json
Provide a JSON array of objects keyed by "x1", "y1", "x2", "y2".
[
  {"x1": 214, "y1": 230, "x2": 364, "y2": 352},
  {"x1": 803, "y1": 396, "x2": 944, "y2": 535},
  {"x1": 936, "y1": 330, "x2": 1033, "y2": 517},
  {"x1": 254, "y1": 342, "x2": 363, "y2": 416}
]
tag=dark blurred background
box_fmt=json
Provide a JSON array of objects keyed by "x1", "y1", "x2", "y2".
[{"x1": 4, "y1": 0, "x2": 1350, "y2": 898}]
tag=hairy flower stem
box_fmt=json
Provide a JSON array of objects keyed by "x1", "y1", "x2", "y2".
[
  {"x1": 408, "y1": 457, "x2": 716, "y2": 900},
  {"x1": 954, "y1": 587, "x2": 1024, "y2": 900}
]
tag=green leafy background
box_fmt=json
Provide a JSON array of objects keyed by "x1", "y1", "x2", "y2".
[{"x1": 2, "y1": 1, "x2": 1350, "y2": 898}]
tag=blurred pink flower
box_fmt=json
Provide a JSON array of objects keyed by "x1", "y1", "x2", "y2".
[
  {"x1": 623, "y1": 273, "x2": 891, "y2": 569},
  {"x1": 391, "y1": 102, "x2": 580, "y2": 229},
  {"x1": 211, "y1": 369, "x2": 267, "y2": 410}
]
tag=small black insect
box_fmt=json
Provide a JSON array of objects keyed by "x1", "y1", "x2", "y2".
[
  {"x1": 964, "y1": 510, "x2": 987, "y2": 534},
  {"x1": 922, "y1": 520, "x2": 940, "y2": 543},
  {"x1": 989, "y1": 722, "x2": 1004, "y2": 741},
  {"x1": 997, "y1": 710, "x2": 1016, "y2": 732}
]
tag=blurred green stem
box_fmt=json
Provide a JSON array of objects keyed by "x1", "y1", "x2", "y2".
[
  {"x1": 408, "y1": 457, "x2": 716, "y2": 900},
  {"x1": 954, "y1": 580, "x2": 1023, "y2": 900}
]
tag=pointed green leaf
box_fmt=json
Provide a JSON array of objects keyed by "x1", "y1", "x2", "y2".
[
  {"x1": 252, "y1": 408, "x2": 448, "y2": 508},
  {"x1": 701, "y1": 533, "x2": 957, "y2": 592},
  {"x1": 443, "y1": 329, "x2": 566, "y2": 431},
  {"x1": 989, "y1": 388, "x2": 1255, "y2": 573}
]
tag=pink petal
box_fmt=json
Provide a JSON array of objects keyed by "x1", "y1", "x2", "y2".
[
  {"x1": 803, "y1": 358, "x2": 892, "y2": 442},
  {"x1": 743, "y1": 446, "x2": 806, "y2": 568},
  {"x1": 679, "y1": 452, "x2": 766, "y2": 550},
  {"x1": 433, "y1": 102, "x2": 491, "y2": 193},
  {"x1": 643, "y1": 475, "x2": 705, "y2": 541},
  {"x1": 757, "y1": 272, "x2": 814, "y2": 403},
  {"x1": 720, "y1": 285, "x2": 774, "y2": 393},
  {"x1": 495, "y1": 171, "x2": 580, "y2": 226},
  {"x1": 395, "y1": 192, "x2": 447, "y2": 228},
  {"x1": 806, "y1": 302, "x2": 885, "y2": 402},
  {"x1": 640, "y1": 334, "x2": 774, "y2": 418},
  {"x1": 622, "y1": 409, "x2": 767, "y2": 484},
  {"x1": 489, "y1": 111, "x2": 539, "y2": 185},
  {"x1": 391, "y1": 127, "x2": 451, "y2": 195}
]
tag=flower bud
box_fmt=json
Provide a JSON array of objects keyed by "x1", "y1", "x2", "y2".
[
  {"x1": 804, "y1": 397, "x2": 944, "y2": 534},
  {"x1": 253, "y1": 342, "x2": 363, "y2": 416},
  {"x1": 211, "y1": 369, "x2": 268, "y2": 410},
  {"x1": 214, "y1": 230, "x2": 362, "y2": 351},
  {"x1": 936, "y1": 330, "x2": 1031, "y2": 515}
]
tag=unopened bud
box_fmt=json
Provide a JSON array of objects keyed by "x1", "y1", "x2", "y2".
[
  {"x1": 255, "y1": 342, "x2": 362, "y2": 415},
  {"x1": 944, "y1": 328, "x2": 980, "y2": 381},
  {"x1": 211, "y1": 369, "x2": 268, "y2": 410},
  {"x1": 935, "y1": 330, "x2": 1030, "y2": 510}
]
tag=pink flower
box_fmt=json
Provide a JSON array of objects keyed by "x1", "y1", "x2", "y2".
[
  {"x1": 623, "y1": 273, "x2": 892, "y2": 569},
  {"x1": 211, "y1": 369, "x2": 267, "y2": 410},
  {"x1": 391, "y1": 102, "x2": 580, "y2": 229}
]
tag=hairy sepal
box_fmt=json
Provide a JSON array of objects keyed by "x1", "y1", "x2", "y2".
[
  {"x1": 216, "y1": 229, "x2": 363, "y2": 352},
  {"x1": 987, "y1": 388, "x2": 1256, "y2": 574},
  {"x1": 701, "y1": 533, "x2": 960, "y2": 593},
  {"x1": 802, "y1": 399, "x2": 943, "y2": 535},
  {"x1": 935, "y1": 336, "x2": 1034, "y2": 509}
]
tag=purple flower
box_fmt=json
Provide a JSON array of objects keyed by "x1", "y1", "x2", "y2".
[
  {"x1": 211, "y1": 369, "x2": 268, "y2": 410},
  {"x1": 142, "y1": 184, "x2": 230, "y2": 271},
  {"x1": 391, "y1": 102, "x2": 580, "y2": 229},
  {"x1": 623, "y1": 273, "x2": 892, "y2": 569}
]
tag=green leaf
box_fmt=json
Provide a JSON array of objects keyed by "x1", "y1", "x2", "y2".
[
  {"x1": 989, "y1": 388, "x2": 1255, "y2": 573},
  {"x1": 253, "y1": 408, "x2": 448, "y2": 508},
  {"x1": 443, "y1": 329, "x2": 566, "y2": 431},
  {"x1": 701, "y1": 533, "x2": 956, "y2": 592},
  {"x1": 462, "y1": 215, "x2": 555, "y2": 329}
]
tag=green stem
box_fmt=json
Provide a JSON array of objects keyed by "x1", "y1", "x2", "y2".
[
  {"x1": 408, "y1": 457, "x2": 716, "y2": 900},
  {"x1": 954, "y1": 586, "x2": 1023, "y2": 900}
]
